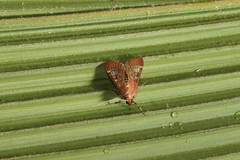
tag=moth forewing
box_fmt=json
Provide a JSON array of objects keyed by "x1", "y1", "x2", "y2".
[
  {"x1": 105, "y1": 57, "x2": 145, "y2": 115},
  {"x1": 133, "y1": 65, "x2": 143, "y2": 73},
  {"x1": 126, "y1": 57, "x2": 143, "y2": 83},
  {"x1": 105, "y1": 61, "x2": 126, "y2": 97}
]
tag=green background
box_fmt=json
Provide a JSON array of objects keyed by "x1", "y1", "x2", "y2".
[{"x1": 0, "y1": 0, "x2": 240, "y2": 159}]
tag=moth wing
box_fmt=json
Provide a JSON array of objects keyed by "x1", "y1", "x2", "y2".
[
  {"x1": 105, "y1": 61, "x2": 126, "y2": 96},
  {"x1": 125, "y1": 57, "x2": 144, "y2": 84}
]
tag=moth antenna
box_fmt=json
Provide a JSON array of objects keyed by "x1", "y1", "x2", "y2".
[
  {"x1": 133, "y1": 101, "x2": 146, "y2": 116},
  {"x1": 141, "y1": 80, "x2": 148, "y2": 87}
]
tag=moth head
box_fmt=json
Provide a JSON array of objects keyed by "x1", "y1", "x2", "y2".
[{"x1": 126, "y1": 99, "x2": 133, "y2": 106}]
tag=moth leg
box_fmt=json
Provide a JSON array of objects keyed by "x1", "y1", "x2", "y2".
[
  {"x1": 114, "y1": 99, "x2": 125, "y2": 104},
  {"x1": 133, "y1": 101, "x2": 146, "y2": 116},
  {"x1": 106, "y1": 99, "x2": 124, "y2": 105},
  {"x1": 166, "y1": 102, "x2": 170, "y2": 109}
]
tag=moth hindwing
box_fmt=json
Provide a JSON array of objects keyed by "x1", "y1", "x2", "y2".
[{"x1": 105, "y1": 57, "x2": 145, "y2": 115}]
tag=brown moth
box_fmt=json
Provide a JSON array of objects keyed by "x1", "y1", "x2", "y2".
[{"x1": 105, "y1": 57, "x2": 145, "y2": 115}]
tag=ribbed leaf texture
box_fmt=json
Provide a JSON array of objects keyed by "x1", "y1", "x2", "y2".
[{"x1": 0, "y1": 0, "x2": 240, "y2": 159}]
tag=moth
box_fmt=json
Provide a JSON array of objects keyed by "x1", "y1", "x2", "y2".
[{"x1": 105, "y1": 57, "x2": 145, "y2": 115}]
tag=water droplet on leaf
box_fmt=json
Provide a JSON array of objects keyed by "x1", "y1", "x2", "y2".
[
  {"x1": 171, "y1": 111, "x2": 178, "y2": 118},
  {"x1": 103, "y1": 149, "x2": 109, "y2": 154}
]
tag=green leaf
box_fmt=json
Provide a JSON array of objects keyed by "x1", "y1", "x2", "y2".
[{"x1": 0, "y1": 0, "x2": 240, "y2": 159}]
